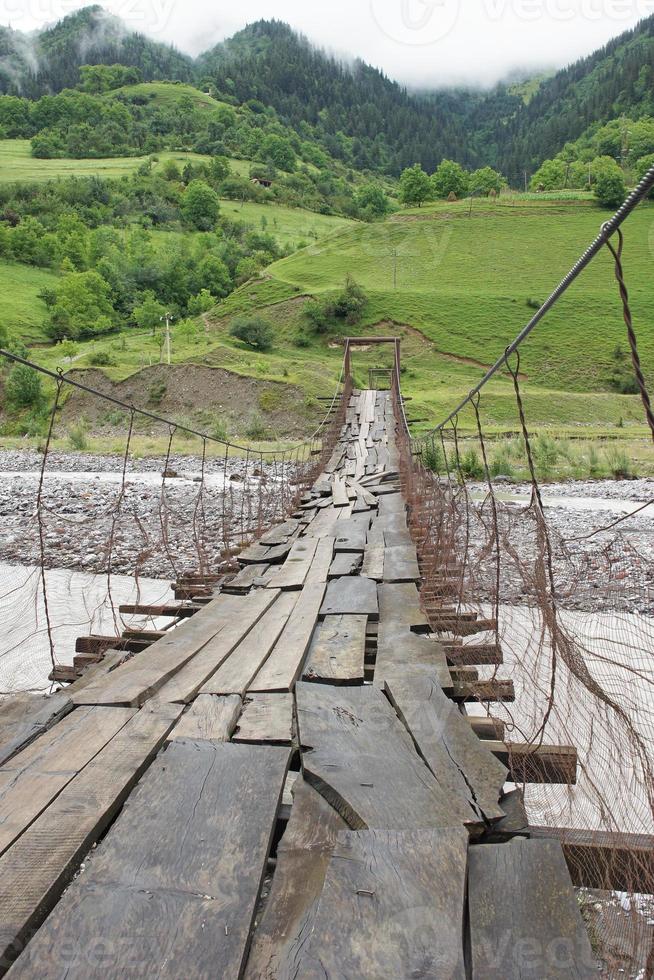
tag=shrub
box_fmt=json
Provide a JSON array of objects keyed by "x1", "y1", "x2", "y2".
[
  {"x1": 422, "y1": 442, "x2": 444, "y2": 473},
  {"x1": 459, "y1": 448, "x2": 484, "y2": 480},
  {"x1": 229, "y1": 316, "x2": 274, "y2": 351},
  {"x1": 68, "y1": 422, "x2": 88, "y2": 451},
  {"x1": 5, "y1": 365, "x2": 43, "y2": 408},
  {"x1": 88, "y1": 351, "x2": 116, "y2": 367},
  {"x1": 304, "y1": 277, "x2": 368, "y2": 334},
  {"x1": 148, "y1": 380, "x2": 167, "y2": 405},
  {"x1": 245, "y1": 413, "x2": 270, "y2": 440},
  {"x1": 211, "y1": 418, "x2": 229, "y2": 442},
  {"x1": 604, "y1": 447, "x2": 632, "y2": 479}
]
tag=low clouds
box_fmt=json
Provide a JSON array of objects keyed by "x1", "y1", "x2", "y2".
[{"x1": 3, "y1": 0, "x2": 652, "y2": 87}]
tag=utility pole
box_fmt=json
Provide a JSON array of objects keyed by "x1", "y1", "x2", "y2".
[
  {"x1": 160, "y1": 313, "x2": 174, "y2": 365},
  {"x1": 524, "y1": 170, "x2": 528, "y2": 193},
  {"x1": 391, "y1": 248, "x2": 398, "y2": 289}
]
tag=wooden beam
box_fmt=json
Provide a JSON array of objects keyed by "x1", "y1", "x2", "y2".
[{"x1": 529, "y1": 825, "x2": 654, "y2": 893}]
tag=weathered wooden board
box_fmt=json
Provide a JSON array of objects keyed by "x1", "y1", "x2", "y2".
[
  {"x1": 200, "y1": 592, "x2": 298, "y2": 696},
  {"x1": 239, "y1": 541, "x2": 293, "y2": 565},
  {"x1": 0, "y1": 693, "x2": 73, "y2": 769},
  {"x1": 320, "y1": 576, "x2": 379, "y2": 620},
  {"x1": 374, "y1": 623, "x2": 452, "y2": 691},
  {"x1": 244, "y1": 777, "x2": 348, "y2": 979},
  {"x1": 222, "y1": 563, "x2": 269, "y2": 593},
  {"x1": 294, "y1": 828, "x2": 467, "y2": 979},
  {"x1": 303, "y1": 615, "x2": 367, "y2": 684},
  {"x1": 0, "y1": 703, "x2": 181, "y2": 971},
  {"x1": 382, "y1": 544, "x2": 420, "y2": 582},
  {"x1": 468, "y1": 838, "x2": 596, "y2": 979},
  {"x1": 386, "y1": 673, "x2": 507, "y2": 826},
  {"x1": 259, "y1": 519, "x2": 300, "y2": 545},
  {"x1": 233, "y1": 693, "x2": 294, "y2": 744},
  {"x1": 361, "y1": 544, "x2": 384, "y2": 581},
  {"x1": 333, "y1": 519, "x2": 368, "y2": 553},
  {"x1": 304, "y1": 536, "x2": 335, "y2": 584},
  {"x1": 167, "y1": 694, "x2": 241, "y2": 743},
  {"x1": 72, "y1": 593, "x2": 263, "y2": 707},
  {"x1": 296, "y1": 683, "x2": 475, "y2": 829},
  {"x1": 267, "y1": 538, "x2": 319, "y2": 591},
  {"x1": 9, "y1": 741, "x2": 290, "y2": 980},
  {"x1": 0, "y1": 706, "x2": 134, "y2": 857},
  {"x1": 378, "y1": 582, "x2": 429, "y2": 632},
  {"x1": 332, "y1": 476, "x2": 349, "y2": 507},
  {"x1": 250, "y1": 582, "x2": 327, "y2": 692},
  {"x1": 328, "y1": 552, "x2": 362, "y2": 578},
  {"x1": 151, "y1": 589, "x2": 281, "y2": 704}
]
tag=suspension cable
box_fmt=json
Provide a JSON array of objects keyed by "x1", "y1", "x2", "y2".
[{"x1": 428, "y1": 163, "x2": 654, "y2": 433}]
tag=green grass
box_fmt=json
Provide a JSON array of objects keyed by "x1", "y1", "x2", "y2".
[
  {"x1": 106, "y1": 81, "x2": 228, "y2": 111},
  {"x1": 0, "y1": 139, "x2": 251, "y2": 184},
  {"x1": 216, "y1": 200, "x2": 356, "y2": 247},
  {"x1": 0, "y1": 261, "x2": 59, "y2": 342}
]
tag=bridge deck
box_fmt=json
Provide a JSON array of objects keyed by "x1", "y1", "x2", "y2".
[{"x1": 0, "y1": 390, "x2": 594, "y2": 978}]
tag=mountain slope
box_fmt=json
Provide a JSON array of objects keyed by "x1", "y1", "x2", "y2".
[{"x1": 0, "y1": 6, "x2": 193, "y2": 98}]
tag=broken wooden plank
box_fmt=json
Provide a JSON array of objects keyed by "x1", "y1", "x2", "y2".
[
  {"x1": 239, "y1": 541, "x2": 293, "y2": 565},
  {"x1": 249, "y1": 582, "x2": 327, "y2": 693},
  {"x1": 167, "y1": 694, "x2": 241, "y2": 743},
  {"x1": 320, "y1": 576, "x2": 379, "y2": 620},
  {"x1": 259, "y1": 519, "x2": 300, "y2": 545},
  {"x1": 222, "y1": 563, "x2": 269, "y2": 593},
  {"x1": 0, "y1": 693, "x2": 73, "y2": 769},
  {"x1": 233, "y1": 693, "x2": 294, "y2": 745},
  {"x1": 328, "y1": 552, "x2": 362, "y2": 578},
  {"x1": 378, "y1": 582, "x2": 429, "y2": 632},
  {"x1": 296, "y1": 682, "x2": 476, "y2": 829},
  {"x1": 266, "y1": 538, "x2": 319, "y2": 591},
  {"x1": 361, "y1": 544, "x2": 384, "y2": 581},
  {"x1": 0, "y1": 703, "x2": 181, "y2": 971},
  {"x1": 385, "y1": 672, "x2": 508, "y2": 826},
  {"x1": 244, "y1": 777, "x2": 348, "y2": 979},
  {"x1": 374, "y1": 624, "x2": 452, "y2": 691},
  {"x1": 468, "y1": 838, "x2": 596, "y2": 979},
  {"x1": 333, "y1": 518, "x2": 368, "y2": 554},
  {"x1": 293, "y1": 828, "x2": 467, "y2": 979},
  {"x1": 148, "y1": 590, "x2": 282, "y2": 704},
  {"x1": 200, "y1": 592, "x2": 298, "y2": 697},
  {"x1": 9, "y1": 741, "x2": 290, "y2": 980},
  {"x1": 303, "y1": 615, "x2": 367, "y2": 685},
  {"x1": 332, "y1": 476, "x2": 349, "y2": 507}
]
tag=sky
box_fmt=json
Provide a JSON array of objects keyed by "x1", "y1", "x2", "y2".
[{"x1": 2, "y1": 0, "x2": 654, "y2": 87}]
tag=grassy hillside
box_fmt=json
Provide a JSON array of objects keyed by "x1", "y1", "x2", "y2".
[
  {"x1": 0, "y1": 262, "x2": 59, "y2": 342},
  {"x1": 106, "y1": 81, "x2": 225, "y2": 110},
  {"x1": 215, "y1": 201, "x2": 356, "y2": 248}
]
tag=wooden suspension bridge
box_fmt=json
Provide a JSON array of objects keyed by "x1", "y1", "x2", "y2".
[{"x1": 0, "y1": 339, "x2": 646, "y2": 978}]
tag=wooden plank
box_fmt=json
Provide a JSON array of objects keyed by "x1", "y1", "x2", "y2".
[
  {"x1": 529, "y1": 825, "x2": 654, "y2": 892},
  {"x1": 468, "y1": 838, "x2": 596, "y2": 979},
  {"x1": 9, "y1": 741, "x2": 290, "y2": 980},
  {"x1": 446, "y1": 643, "x2": 503, "y2": 665},
  {"x1": 332, "y1": 476, "x2": 349, "y2": 507},
  {"x1": 382, "y1": 544, "x2": 420, "y2": 582},
  {"x1": 333, "y1": 519, "x2": 368, "y2": 553},
  {"x1": 200, "y1": 592, "x2": 298, "y2": 696},
  {"x1": 266, "y1": 538, "x2": 319, "y2": 591},
  {"x1": 222, "y1": 563, "x2": 269, "y2": 593},
  {"x1": 0, "y1": 706, "x2": 135, "y2": 857},
  {"x1": 304, "y1": 537, "x2": 335, "y2": 584},
  {"x1": 385, "y1": 672, "x2": 508, "y2": 826},
  {"x1": 328, "y1": 552, "x2": 362, "y2": 578},
  {"x1": 0, "y1": 693, "x2": 73, "y2": 769},
  {"x1": 239, "y1": 541, "x2": 293, "y2": 565},
  {"x1": 361, "y1": 544, "x2": 384, "y2": 581},
  {"x1": 72, "y1": 593, "x2": 261, "y2": 707},
  {"x1": 167, "y1": 694, "x2": 241, "y2": 743},
  {"x1": 296, "y1": 683, "x2": 476, "y2": 829},
  {"x1": 233, "y1": 693, "x2": 294, "y2": 744},
  {"x1": 293, "y1": 829, "x2": 467, "y2": 979},
  {"x1": 320, "y1": 576, "x2": 379, "y2": 620},
  {"x1": 259, "y1": 519, "x2": 300, "y2": 545},
  {"x1": 303, "y1": 615, "x2": 367, "y2": 684},
  {"x1": 0, "y1": 703, "x2": 181, "y2": 971},
  {"x1": 483, "y1": 740, "x2": 577, "y2": 784},
  {"x1": 150, "y1": 589, "x2": 282, "y2": 704},
  {"x1": 244, "y1": 778, "x2": 348, "y2": 979},
  {"x1": 250, "y1": 582, "x2": 327, "y2": 692},
  {"x1": 374, "y1": 624, "x2": 452, "y2": 691},
  {"x1": 378, "y1": 582, "x2": 429, "y2": 632}
]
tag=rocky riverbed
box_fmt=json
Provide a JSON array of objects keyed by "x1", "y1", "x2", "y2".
[{"x1": 0, "y1": 449, "x2": 299, "y2": 578}]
